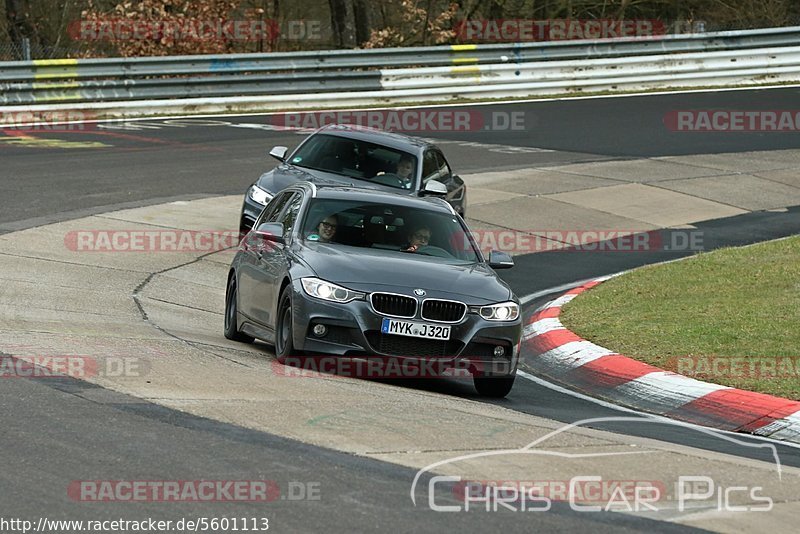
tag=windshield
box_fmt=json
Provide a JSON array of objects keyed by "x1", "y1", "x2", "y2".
[
  {"x1": 301, "y1": 198, "x2": 480, "y2": 263},
  {"x1": 288, "y1": 134, "x2": 418, "y2": 190}
]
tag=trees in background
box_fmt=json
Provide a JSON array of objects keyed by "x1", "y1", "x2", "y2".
[
  {"x1": 2, "y1": 0, "x2": 799, "y2": 59},
  {"x1": 3, "y1": 0, "x2": 84, "y2": 58},
  {"x1": 362, "y1": 0, "x2": 459, "y2": 48}
]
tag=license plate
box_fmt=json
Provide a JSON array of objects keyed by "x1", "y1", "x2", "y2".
[{"x1": 381, "y1": 318, "x2": 451, "y2": 340}]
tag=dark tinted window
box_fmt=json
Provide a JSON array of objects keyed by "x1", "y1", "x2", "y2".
[
  {"x1": 433, "y1": 150, "x2": 452, "y2": 181},
  {"x1": 422, "y1": 150, "x2": 439, "y2": 183},
  {"x1": 256, "y1": 191, "x2": 293, "y2": 226},
  {"x1": 289, "y1": 134, "x2": 417, "y2": 190},
  {"x1": 278, "y1": 193, "x2": 304, "y2": 240}
]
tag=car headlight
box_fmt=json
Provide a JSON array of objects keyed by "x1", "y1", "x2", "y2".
[
  {"x1": 474, "y1": 301, "x2": 520, "y2": 321},
  {"x1": 248, "y1": 184, "x2": 273, "y2": 206},
  {"x1": 301, "y1": 278, "x2": 364, "y2": 303}
]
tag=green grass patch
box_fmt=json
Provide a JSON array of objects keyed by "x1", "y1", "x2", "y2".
[{"x1": 560, "y1": 236, "x2": 800, "y2": 400}]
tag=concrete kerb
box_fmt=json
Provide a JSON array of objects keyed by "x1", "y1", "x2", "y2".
[{"x1": 522, "y1": 276, "x2": 800, "y2": 445}]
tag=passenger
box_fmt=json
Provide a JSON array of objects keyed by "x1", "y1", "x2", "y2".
[
  {"x1": 396, "y1": 154, "x2": 415, "y2": 188},
  {"x1": 307, "y1": 214, "x2": 338, "y2": 243}
]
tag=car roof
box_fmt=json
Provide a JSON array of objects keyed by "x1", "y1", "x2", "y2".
[
  {"x1": 314, "y1": 124, "x2": 431, "y2": 153},
  {"x1": 295, "y1": 182, "x2": 454, "y2": 214}
]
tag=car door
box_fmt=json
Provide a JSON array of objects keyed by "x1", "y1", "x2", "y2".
[
  {"x1": 238, "y1": 190, "x2": 293, "y2": 323},
  {"x1": 432, "y1": 149, "x2": 466, "y2": 214},
  {"x1": 260, "y1": 191, "x2": 304, "y2": 328}
]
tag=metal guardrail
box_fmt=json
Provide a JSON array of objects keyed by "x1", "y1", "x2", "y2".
[{"x1": 1, "y1": 26, "x2": 800, "y2": 111}]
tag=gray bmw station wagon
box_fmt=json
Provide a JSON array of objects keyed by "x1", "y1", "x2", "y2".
[{"x1": 226, "y1": 182, "x2": 520, "y2": 397}]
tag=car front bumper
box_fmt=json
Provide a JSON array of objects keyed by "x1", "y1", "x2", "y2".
[{"x1": 288, "y1": 280, "x2": 521, "y2": 377}]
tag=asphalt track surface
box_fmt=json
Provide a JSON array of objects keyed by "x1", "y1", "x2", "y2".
[
  {"x1": 3, "y1": 87, "x2": 800, "y2": 531},
  {"x1": 5, "y1": 85, "x2": 800, "y2": 231},
  {"x1": 4, "y1": 371, "x2": 701, "y2": 533}
]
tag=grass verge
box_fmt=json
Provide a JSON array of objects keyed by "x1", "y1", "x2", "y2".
[{"x1": 559, "y1": 235, "x2": 800, "y2": 400}]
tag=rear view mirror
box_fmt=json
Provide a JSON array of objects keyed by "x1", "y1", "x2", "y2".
[{"x1": 269, "y1": 146, "x2": 288, "y2": 162}]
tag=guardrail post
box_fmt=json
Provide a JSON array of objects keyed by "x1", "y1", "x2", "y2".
[{"x1": 22, "y1": 38, "x2": 31, "y2": 61}]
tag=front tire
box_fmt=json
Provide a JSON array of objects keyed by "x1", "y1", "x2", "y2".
[
  {"x1": 275, "y1": 286, "x2": 298, "y2": 363},
  {"x1": 224, "y1": 276, "x2": 254, "y2": 343},
  {"x1": 473, "y1": 374, "x2": 516, "y2": 398}
]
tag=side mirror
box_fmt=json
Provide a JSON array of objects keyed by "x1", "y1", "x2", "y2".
[
  {"x1": 420, "y1": 180, "x2": 447, "y2": 196},
  {"x1": 488, "y1": 250, "x2": 514, "y2": 269},
  {"x1": 254, "y1": 222, "x2": 285, "y2": 245},
  {"x1": 269, "y1": 146, "x2": 288, "y2": 163}
]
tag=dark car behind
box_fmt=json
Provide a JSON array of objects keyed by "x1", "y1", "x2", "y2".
[{"x1": 240, "y1": 124, "x2": 467, "y2": 232}]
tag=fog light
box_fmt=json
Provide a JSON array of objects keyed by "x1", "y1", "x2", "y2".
[
  {"x1": 313, "y1": 324, "x2": 327, "y2": 337},
  {"x1": 493, "y1": 346, "x2": 505, "y2": 357}
]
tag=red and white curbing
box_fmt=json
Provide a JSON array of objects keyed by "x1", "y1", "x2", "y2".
[{"x1": 523, "y1": 276, "x2": 800, "y2": 444}]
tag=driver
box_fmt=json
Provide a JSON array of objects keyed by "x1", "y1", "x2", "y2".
[
  {"x1": 396, "y1": 154, "x2": 415, "y2": 189},
  {"x1": 307, "y1": 214, "x2": 338, "y2": 243},
  {"x1": 404, "y1": 225, "x2": 431, "y2": 253},
  {"x1": 375, "y1": 154, "x2": 415, "y2": 189}
]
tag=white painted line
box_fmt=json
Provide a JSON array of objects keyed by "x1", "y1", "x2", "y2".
[
  {"x1": 515, "y1": 370, "x2": 800, "y2": 450},
  {"x1": 520, "y1": 278, "x2": 596, "y2": 306},
  {"x1": 594, "y1": 271, "x2": 628, "y2": 282}
]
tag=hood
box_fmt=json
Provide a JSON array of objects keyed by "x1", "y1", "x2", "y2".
[
  {"x1": 295, "y1": 242, "x2": 513, "y2": 304},
  {"x1": 257, "y1": 165, "x2": 406, "y2": 195}
]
